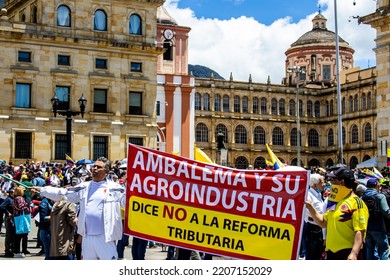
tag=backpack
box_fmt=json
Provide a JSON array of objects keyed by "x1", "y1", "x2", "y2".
[{"x1": 362, "y1": 194, "x2": 381, "y2": 220}]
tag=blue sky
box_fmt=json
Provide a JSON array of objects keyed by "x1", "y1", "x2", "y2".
[{"x1": 164, "y1": 0, "x2": 376, "y2": 83}]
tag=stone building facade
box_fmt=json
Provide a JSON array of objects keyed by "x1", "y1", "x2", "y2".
[{"x1": 0, "y1": 0, "x2": 164, "y2": 163}]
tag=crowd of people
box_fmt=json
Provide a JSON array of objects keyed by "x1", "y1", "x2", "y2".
[{"x1": 1, "y1": 158, "x2": 390, "y2": 260}]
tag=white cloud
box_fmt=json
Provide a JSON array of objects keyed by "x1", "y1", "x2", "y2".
[{"x1": 164, "y1": 0, "x2": 376, "y2": 83}]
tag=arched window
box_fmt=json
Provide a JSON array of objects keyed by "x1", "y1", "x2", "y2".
[
  {"x1": 271, "y1": 98, "x2": 277, "y2": 115},
  {"x1": 261, "y1": 97, "x2": 267, "y2": 114},
  {"x1": 307, "y1": 100, "x2": 313, "y2": 117},
  {"x1": 214, "y1": 94, "x2": 221, "y2": 111},
  {"x1": 204, "y1": 93, "x2": 210, "y2": 111},
  {"x1": 327, "y1": 128, "x2": 334, "y2": 146},
  {"x1": 253, "y1": 97, "x2": 259, "y2": 114},
  {"x1": 195, "y1": 123, "x2": 209, "y2": 142},
  {"x1": 234, "y1": 95, "x2": 240, "y2": 113},
  {"x1": 342, "y1": 97, "x2": 346, "y2": 114},
  {"x1": 254, "y1": 157, "x2": 266, "y2": 170},
  {"x1": 272, "y1": 127, "x2": 284, "y2": 146},
  {"x1": 308, "y1": 129, "x2": 319, "y2": 147},
  {"x1": 364, "y1": 123, "x2": 372, "y2": 142},
  {"x1": 222, "y1": 95, "x2": 229, "y2": 112},
  {"x1": 129, "y1": 14, "x2": 142, "y2": 35},
  {"x1": 235, "y1": 125, "x2": 247, "y2": 144},
  {"x1": 362, "y1": 93, "x2": 367, "y2": 110},
  {"x1": 330, "y1": 100, "x2": 334, "y2": 116},
  {"x1": 31, "y1": 6, "x2": 38, "y2": 23},
  {"x1": 215, "y1": 124, "x2": 228, "y2": 143},
  {"x1": 354, "y1": 95, "x2": 358, "y2": 112},
  {"x1": 94, "y1": 9, "x2": 107, "y2": 31},
  {"x1": 57, "y1": 5, "x2": 71, "y2": 27},
  {"x1": 367, "y1": 92, "x2": 372, "y2": 109},
  {"x1": 242, "y1": 96, "x2": 248, "y2": 113},
  {"x1": 349, "y1": 96, "x2": 353, "y2": 113},
  {"x1": 308, "y1": 158, "x2": 320, "y2": 168},
  {"x1": 289, "y1": 99, "x2": 295, "y2": 116},
  {"x1": 253, "y1": 126, "x2": 266, "y2": 145},
  {"x1": 194, "y1": 92, "x2": 201, "y2": 110},
  {"x1": 326, "y1": 158, "x2": 334, "y2": 168},
  {"x1": 235, "y1": 156, "x2": 249, "y2": 170},
  {"x1": 290, "y1": 128, "x2": 301, "y2": 146},
  {"x1": 326, "y1": 100, "x2": 330, "y2": 117},
  {"x1": 342, "y1": 126, "x2": 346, "y2": 145},
  {"x1": 279, "y1": 98, "x2": 286, "y2": 115},
  {"x1": 314, "y1": 101, "x2": 320, "y2": 117},
  {"x1": 351, "y1": 124, "x2": 359, "y2": 144},
  {"x1": 299, "y1": 100, "x2": 303, "y2": 117},
  {"x1": 163, "y1": 39, "x2": 173, "y2": 61},
  {"x1": 350, "y1": 156, "x2": 359, "y2": 169}
]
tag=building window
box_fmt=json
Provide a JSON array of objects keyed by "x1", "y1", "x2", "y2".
[
  {"x1": 235, "y1": 125, "x2": 247, "y2": 144},
  {"x1": 289, "y1": 99, "x2": 296, "y2": 116},
  {"x1": 364, "y1": 123, "x2": 372, "y2": 142},
  {"x1": 129, "y1": 137, "x2": 143, "y2": 146},
  {"x1": 271, "y1": 98, "x2": 277, "y2": 115},
  {"x1": 196, "y1": 123, "x2": 209, "y2": 142},
  {"x1": 279, "y1": 99, "x2": 285, "y2": 116},
  {"x1": 131, "y1": 62, "x2": 142, "y2": 72},
  {"x1": 163, "y1": 40, "x2": 173, "y2": 61},
  {"x1": 93, "y1": 89, "x2": 107, "y2": 113},
  {"x1": 342, "y1": 126, "x2": 346, "y2": 145},
  {"x1": 327, "y1": 129, "x2": 334, "y2": 146},
  {"x1": 204, "y1": 93, "x2": 210, "y2": 111},
  {"x1": 272, "y1": 127, "x2": 284, "y2": 146},
  {"x1": 195, "y1": 92, "x2": 201, "y2": 110},
  {"x1": 16, "y1": 83, "x2": 31, "y2": 108},
  {"x1": 55, "y1": 86, "x2": 70, "y2": 111},
  {"x1": 31, "y1": 6, "x2": 38, "y2": 23},
  {"x1": 299, "y1": 100, "x2": 303, "y2": 117},
  {"x1": 307, "y1": 100, "x2": 313, "y2": 117},
  {"x1": 308, "y1": 129, "x2": 319, "y2": 147},
  {"x1": 298, "y1": 66, "x2": 306, "y2": 81},
  {"x1": 351, "y1": 125, "x2": 359, "y2": 144},
  {"x1": 362, "y1": 93, "x2": 367, "y2": 110},
  {"x1": 18, "y1": 51, "x2": 31, "y2": 62},
  {"x1": 93, "y1": 136, "x2": 108, "y2": 160},
  {"x1": 15, "y1": 132, "x2": 32, "y2": 159},
  {"x1": 342, "y1": 97, "x2": 346, "y2": 114},
  {"x1": 129, "y1": 91, "x2": 142, "y2": 115},
  {"x1": 367, "y1": 92, "x2": 372, "y2": 109},
  {"x1": 129, "y1": 14, "x2": 142, "y2": 35},
  {"x1": 94, "y1": 9, "x2": 107, "y2": 31},
  {"x1": 222, "y1": 95, "x2": 229, "y2": 112},
  {"x1": 214, "y1": 94, "x2": 221, "y2": 112},
  {"x1": 349, "y1": 96, "x2": 353, "y2": 113},
  {"x1": 261, "y1": 97, "x2": 268, "y2": 115},
  {"x1": 253, "y1": 126, "x2": 266, "y2": 145},
  {"x1": 253, "y1": 97, "x2": 259, "y2": 114},
  {"x1": 156, "y1": 101, "x2": 161, "y2": 116},
  {"x1": 95, "y1": 58, "x2": 108, "y2": 69},
  {"x1": 290, "y1": 128, "x2": 301, "y2": 146},
  {"x1": 54, "y1": 134, "x2": 67, "y2": 160},
  {"x1": 314, "y1": 101, "x2": 320, "y2": 117},
  {"x1": 242, "y1": 96, "x2": 248, "y2": 113},
  {"x1": 326, "y1": 101, "x2": 330, "y2": 117},
  {"x1": 58, "y1": 55, "x2": 70, "y2": 66},
  {"x1": 215, "y1": 124, "x2": 228, "y2": 143},
  {"x1": 330, "y1": 100, "x2": 334, "y2": 116},
  {"x1": 235, "y1": 156, "x2": 249, "y2": 170},
  {"x1": 354, "y1": 95, "x2": 358, "y2": 112},
  {"x1": 322, "y1": 65, "x2": 331, "y2": 80},
  {"x1": 234, "y1": 96, "x2": 240, "y2": 113},
  {"x1": 57, "y1": 5, "x2": 71, "y2": 27}
]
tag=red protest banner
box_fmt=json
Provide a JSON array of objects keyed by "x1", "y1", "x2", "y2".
[{"x1": 124, "y1": 144, "x2": 309, "y2": 260}]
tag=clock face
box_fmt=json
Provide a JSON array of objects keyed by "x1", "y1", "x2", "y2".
[{"x1": 163, "y1": 29, "x2": 174, "y2": 40}]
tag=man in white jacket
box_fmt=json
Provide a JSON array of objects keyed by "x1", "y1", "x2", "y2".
[{"x1": 34, "y1": 157, "x2": 125, "y2": 260}]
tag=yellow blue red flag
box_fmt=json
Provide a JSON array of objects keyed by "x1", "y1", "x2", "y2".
[
  {"x1": 194, "y1": 146, "x2": 214, "y2": 164},
  {"x1": 266, "y1": 144, "x2": 285, "y2": 170},
  {"x1": 65, "y1": 154, "x2": 74, "y2": 166}
]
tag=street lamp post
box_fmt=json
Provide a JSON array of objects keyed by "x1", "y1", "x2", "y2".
[
  {"x1": 51, "y1": 92, "x2": 87, "y2": 158},
  {"x1": 288, "y1": 66, "x2": 305, "y2": 167}
]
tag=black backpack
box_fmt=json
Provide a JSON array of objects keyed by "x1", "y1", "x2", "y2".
[{"x1": 362, "y1": 194, "x2": 381, "y2": 220}]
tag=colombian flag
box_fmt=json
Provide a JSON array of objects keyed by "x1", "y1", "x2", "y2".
[
  {"x1": 65, "y1": 154, "x2": 74, "y2": 166},
  {"x1": 194, "y1": 146, "x2": 214, "y2": 164},
  {"x1": 387, "y1": 148, "x2": 390, "y2": 167},
  {"x1": 266, "y1": 144, "x2": 285, "y2": 170}
]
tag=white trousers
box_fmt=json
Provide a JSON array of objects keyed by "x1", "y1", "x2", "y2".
[{"x1": 81, "y1": 234, "x2": 118, "y2": 260}]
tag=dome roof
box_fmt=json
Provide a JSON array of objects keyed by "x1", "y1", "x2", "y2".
[
  {"x1": 157, "y1": 5, "x2": 177, "y2": 25},
  {"x1": 291, "y1": 28, "x2": 348, "y2": 47}
]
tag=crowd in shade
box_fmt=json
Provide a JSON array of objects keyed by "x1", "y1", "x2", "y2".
[{"x1": 1, "y1": 157, "x2": 390, "y2": 260}]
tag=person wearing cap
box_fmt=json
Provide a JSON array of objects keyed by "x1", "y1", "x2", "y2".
[
  {"x1": 305, "y1": 166, "x2": 369, "y2": 260},
  {"x1": 303, "y1": 173, "x2": 327, "y2": 260},
  {"x1": 361, "y1": 178, "x2": 390, "y2": 260}
]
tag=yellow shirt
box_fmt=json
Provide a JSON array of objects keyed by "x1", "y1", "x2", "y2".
[{"x1": 324, "y1": 195, "x2": 368, "y2": 253}]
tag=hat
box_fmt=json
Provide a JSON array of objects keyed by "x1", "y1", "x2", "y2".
[
  {"x1": 71, "y1": 177, "x2": 78, "y2": 183},
  {"x1": 327, "y1": 166, "x2": 355, "y2": 181},
  {"x1": 356, "y1": 184, "x2": 367, "y2": 193},
  {"x1": 366, "y1": 178, "x2": 378, "y2": 188}
]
